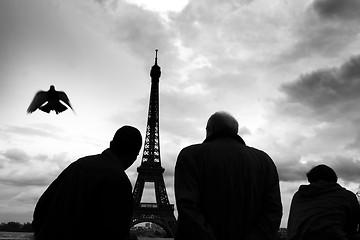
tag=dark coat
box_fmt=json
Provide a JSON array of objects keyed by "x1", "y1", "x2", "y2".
[
  {"x1": 174, "y1": 133, "x2": 282, "y2": 240},
  {"x1": 287, "y1": 182, "x2": 360, "y2": 240},
  {"x1": 32, "y1": 149, "x2": 133, "y2": 240}
]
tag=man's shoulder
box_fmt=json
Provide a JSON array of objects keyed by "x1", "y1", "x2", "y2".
[
  {"x1": 180, "y1": 141, "x2": 269, "y2": 154},
  {"x1": 339, "y1": 187, "x2": 358, "y2": 198},
  {"x1": 179, "y1": 143, "x2": 203, "y2": 154},
  {"x1": 75, "y1": 152, "x2": 127, "y2": 180},
  {"x1": 246, "y1": 145, "x2": 271, "y2": 157},
  {"x1": 72, "y1": 151, "x2": 120, "y2": 172},
  {"x1": 77, "y1": 152, "x2": 102, "y2": 160},
  {"x1": 236, "y1": 145, "x2": 276, "y2": 169},
  {"x1": 73, "y1": 153, "x2": 102, "y2": 165}
]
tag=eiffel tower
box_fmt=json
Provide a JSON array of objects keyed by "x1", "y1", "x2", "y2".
[{"x1": 131, "y1": 50, "x2": 176, "y2": 237}]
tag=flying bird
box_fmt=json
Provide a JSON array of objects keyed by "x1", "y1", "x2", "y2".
[{"x1": 27, "y1": 85, "x2": 74, "y2": 114}]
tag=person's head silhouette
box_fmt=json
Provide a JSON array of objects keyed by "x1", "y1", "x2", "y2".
[
  {"x1": 306, "y1": 164, "x2": 338, "y2": 183},
  {"x1": 206, "y1": 111, "x2": 238, "y2": 138},
  {"x1": 110, "y1": 125, "x2": 142, "y2": 169}
]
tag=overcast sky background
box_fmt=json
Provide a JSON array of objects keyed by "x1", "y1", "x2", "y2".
[{"x1": 1, "y1": 0, "x2": 360, "y2": 228}]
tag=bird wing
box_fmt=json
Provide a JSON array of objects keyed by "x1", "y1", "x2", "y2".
[
  {"x1": 57, "y1": 91, "x2": 74, "y2": 111},
  {"x1": 27, "y1": 91, "x2": 48, "y2": 113}
]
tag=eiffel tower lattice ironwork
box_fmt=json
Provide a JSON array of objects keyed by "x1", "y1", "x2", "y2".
[{"x1": 131, "y1": 50, "x2": 176, "y2": 237}]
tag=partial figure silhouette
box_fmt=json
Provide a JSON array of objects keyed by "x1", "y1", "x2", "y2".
[
  {"x1": 174, "y1": 111, "x2": 282, "y2": 240},
  {"x1": 287, "y1": 164, "x2": 360, "y2": 240},
  {"x1": 32, "y1": 126, "x2": 142, "y2": 240},
  {"x1": 27, "y1": 85, "x2": 74, "y2": 114}
]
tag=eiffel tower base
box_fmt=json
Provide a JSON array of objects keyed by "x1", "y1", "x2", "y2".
[{"x1": 131, "y1": 204, "x2": 177, "y2": 237}]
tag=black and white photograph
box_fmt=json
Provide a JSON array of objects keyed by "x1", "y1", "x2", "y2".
[{"x1": 1, "y1": 0, "x2": 360, "y2": 239}]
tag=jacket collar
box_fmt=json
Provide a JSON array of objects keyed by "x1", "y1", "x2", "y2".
[
  {"x1": 102, "y1": 148, "x2": 117, "y2": 159},
  {"x1": 102, "y1": 148, "x2": 125, "y2": 170},
  {"x1": 203, "y1": 132, "x2": 246, "y2": 145}
]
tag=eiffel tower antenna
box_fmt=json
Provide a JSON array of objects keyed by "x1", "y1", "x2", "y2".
[
  {"x1": 131, "y1": 50, "x2": 176, "y2": 237},
  {"x1": 155, "y1": 49, "x2": 158, "y2": 64}
]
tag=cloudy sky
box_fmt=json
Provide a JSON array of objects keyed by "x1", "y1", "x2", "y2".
[{"x1": 1, "y1": 0, "x2": 360, "y2": 227}]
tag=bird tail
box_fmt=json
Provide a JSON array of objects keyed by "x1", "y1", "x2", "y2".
[
  {"x1": 39, "y1": 104, "x2": 52, "y2": 113},
  {"x1": 54, "y1": 102, "x2": 68, "y2": 114}
]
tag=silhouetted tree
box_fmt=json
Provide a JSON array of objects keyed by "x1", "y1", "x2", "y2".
[
  {"x1": 20, "y1": 222, "x2": 34, "y2": 232},
  {"x1": 0, "y1": 222, "x2": 33, "y2": 232}
]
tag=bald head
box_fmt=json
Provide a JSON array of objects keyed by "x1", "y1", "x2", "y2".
[
  {"x1": 206, "y1": 111, "x2": 238, "y2": 138},
  {"x1": 109, "y1": 126, "x2": 142, "y2": 169},
  {"x1": 110, "y1": 125, "x2": 142, "y2": 155}
]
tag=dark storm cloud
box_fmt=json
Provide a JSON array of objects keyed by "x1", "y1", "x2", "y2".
[
  {"x1": 283, "y1": 0, "x2": 360, "y2": 60},
  {"x1": 279, "y1": 55, "x2": 360, "y2": 120},
  {"x1": 330, "y1": 156, "x2": 360, "y2": 182},
  {"x1": 271, "y1": 55, "x2": 360, "y2": 186},
  {"x1": 313, "y1": 0, "x2": 360, "y2": 20}
]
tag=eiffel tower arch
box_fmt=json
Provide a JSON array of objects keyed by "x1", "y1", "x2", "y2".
[{"x1": 131, "y1": 50, "x2": 176, "y2": 237}]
